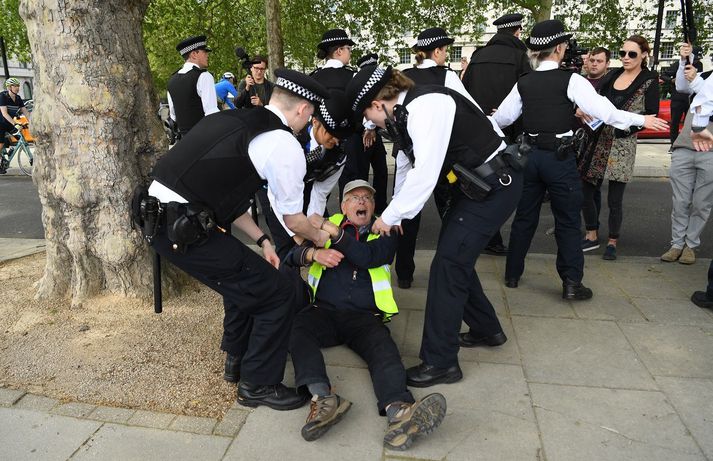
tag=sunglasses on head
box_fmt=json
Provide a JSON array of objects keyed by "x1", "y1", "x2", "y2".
[{"x1": 619, "y1": 50, "x2": 639, "y2": 59}]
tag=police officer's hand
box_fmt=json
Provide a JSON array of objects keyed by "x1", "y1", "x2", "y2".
[
  {"x1": 363, "y1": 129, "x2": 376, "y2": 148},
  {"x1": 312, "y1": 248, "x2": 343, "y2": 268},
  {"x1": 372, "y1": 217, "x2": 400, "y2": 236},
  {"x1": 692, "y1": 129, "x2": 713, "y2": 152},
  {"x1": 684, "y1": 65, "x2": 698, "y2": 82},
  {"x1": 245, "y1": 75, "x2": 255, "y2": 90},
  {"x1": 575, "y1": 108, "x2": 594, "y2": 124},
  {"x1": 642, "y1": 115, "x2": 669, "y2": 132},
  {"x1": 314, "y1": 229, "x2": 331, "y2": 247},
  {"x1": 261, "y1": 241, "x2": 280, "y2": 269},
  {"x1": 308, "y1": 213, "x2": 338, "y2": 237}
]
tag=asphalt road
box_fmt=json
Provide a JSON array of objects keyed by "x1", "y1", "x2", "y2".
[{"x1": 3, "y1": 174, "x2": 711, "y2": 258}]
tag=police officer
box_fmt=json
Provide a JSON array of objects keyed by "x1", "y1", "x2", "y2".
[
  {"x1": 462, "y1": 14, "x2": 531, "y2": 256},
  {"x1": 347, "y1": 65, "x2": 523, "y2": 387},
  {"x1": 263, "y1": 89, "x2": 354, "y2": 260},
  {"x1": 145, "y1": 69, "x2": 331, "y2": 410},
  {"x1": 493, "y1": 20, "x2": 668, "y2": 299},
  {"x1": 394, "y1": 27, "x2": 496, "y2": 289},
  {"x1": 167, "y1": 35, "x2": 219, "y2": 136}
]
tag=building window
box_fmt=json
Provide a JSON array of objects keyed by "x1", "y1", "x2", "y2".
[
  {"x1": 450, "y1": 46, "x2": 462, "y2": 62},
  {"x1": 23, "y1": 82, "x2": 32, "y2": 100},
  {"x1": 661, "y1": 42, "x2": 675, "y2": 60},
  {"x1": 398, "y1": 48, "x2": 411, "y2": 65},
  {"x1": 665, "y1": 10, "x2": 678, "y2": 30}
]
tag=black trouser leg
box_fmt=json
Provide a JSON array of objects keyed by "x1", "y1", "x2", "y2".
[
  {"x1": 421, "y1": 171, "x2": 523, "y2": 368},
  {"x1": 606, "y1": 180, "x2": 627, "y2": 240},
  {"x1": 395, "y1": 212, "x2": 421, "y2": 282},
  {"x1": 338, "y1": 132, "x2": 367, "y2": 199},
  {"x1": 338, "y1": 311, "x2": 414, "y2": 413},
  {"x1": 152, "y1": 230, "x2": 294, "y2": 385},
  {"x1": 670, "y1": 101, "x2": 687, "y2": 144},
  {"x1": 581, "y1": 179, "x2": 602, "y2": 232},
  {"x1": 368, "y1": 135, "x2": 389, "y2": 214},
  {"x1": 506, "y1": 151, "x2": 547, "y2": 280},
  {"x1": 487, "y1": 230, "x2": 504, "y2": 247},
  {"x1": 264, "y1": 205, "x2": 295, "y2": 262},
  {"x1": 706, "y1": 259, "x2": 713, "y2": 298},
  {"x1": 222, "y1": 300, "x2": 253, "y2": 360},
  {"x1": 289, "y1": 306, "x2": 340, "y2": 389},
  {"x1": 541, "y1": 153, "x2": 585, "y2": 282}
]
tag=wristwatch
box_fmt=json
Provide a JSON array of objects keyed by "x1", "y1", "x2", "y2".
[
  {"x1": 256, "y1": 234, "x2": 271, "y2": 247},
  {"x1": 692, "y1": 125, "x2": 707, "y2": 133}
]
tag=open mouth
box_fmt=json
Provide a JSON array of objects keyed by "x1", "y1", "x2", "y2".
[{"x1": 356, "y1": 208, "x2": 367, "y2": 218}]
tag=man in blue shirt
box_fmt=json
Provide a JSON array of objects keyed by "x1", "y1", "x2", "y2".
[{"x1": 215, "y1": 72, "x2": 239, "y2": 110}]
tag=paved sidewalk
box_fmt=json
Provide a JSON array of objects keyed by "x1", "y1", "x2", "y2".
[{"x1": 2, "y1": 245, "x2": 713, "y2": 460}]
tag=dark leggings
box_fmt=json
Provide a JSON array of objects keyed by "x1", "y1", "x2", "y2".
[{"x1": 581, "y1": 179, "x2": 627, "y2": 240}]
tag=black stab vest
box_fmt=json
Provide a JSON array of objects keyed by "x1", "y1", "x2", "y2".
[
  {"x1": 402, "y1": 66, "x2": 448, "y2": 86},
  {"x1": 310, "y1": 67, "x2": 354, "y2": 91},
  {"x1": 151, "y1": 108, "x2": 290, "y2": 226},
  {"x1": 517, "y1": 69, "x2": 576, "y2": 134},
  {"x1": 167, "y1": 67, "x2": 206, "y2": 135},
  {"x1": 402, "y1": 85, "x2": 503, "y2": 187}
]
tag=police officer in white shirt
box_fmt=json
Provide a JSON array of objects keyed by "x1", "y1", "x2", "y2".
[
  {"x1": 493, "y1": 20, "x2": 668, "y2": 299},
  {"x1": 144, "y1": 69, "x2": 331, "y2": 411},
  {"x1": 167, "y1": 35, "x2": 219, "y2": 136},
  {"x1": 347, "y1": 65, "x2": 523, "y2": 387}
]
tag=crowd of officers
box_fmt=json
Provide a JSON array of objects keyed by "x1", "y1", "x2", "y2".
[{"x1": 135, "y1": 15, "x2": 713, "y2": 450}]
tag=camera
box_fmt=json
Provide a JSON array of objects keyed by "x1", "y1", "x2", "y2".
[
  {"x1": 561, "y1": 39, "x2": 589, "y2": 73},
  {"x1": 235, "y1": 47, "x2": 255, "y2": 72}
]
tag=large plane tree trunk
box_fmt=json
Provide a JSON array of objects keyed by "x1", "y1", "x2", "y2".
[{"x1": 20, "y1": 0, "x2": 175, "y2": 306}]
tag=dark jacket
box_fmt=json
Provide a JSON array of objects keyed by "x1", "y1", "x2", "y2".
[
  {"x1": 285, "y1": 216, "x2": 397, "y2": 313},
  {"x1": 236, "y1": 78, "x2": 274, "y2": 109}
]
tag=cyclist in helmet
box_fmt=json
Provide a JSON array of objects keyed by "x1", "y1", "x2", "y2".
[
  {"x1": 215, "y1": 71, "x2": 239, "y2": 110},
  {"x1": 1, "y1": 78, "x2": 31, "y2": 174}
]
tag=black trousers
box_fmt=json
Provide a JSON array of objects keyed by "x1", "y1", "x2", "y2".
[
  {"x1": 581, "y1": 179, "x2": 627, "y2": 239},
  {"x1": 151, "y1": 229, "x2": 295, "y2": 385},
  {"x1": 506, "y1": 148, "x2": 584, "y2": 283},
  {"x1": 339, "y1": 132, "x2": 389, "y2": 213},
  {"x1": 420, "y1": 170, "x2": 523, "y2": 368},
  {"x1": 290, "y1": 303, "x2": 414, "y2": 413},
  {"x1": 670, "y1": 99, "x2": 689, "y2": 144}
]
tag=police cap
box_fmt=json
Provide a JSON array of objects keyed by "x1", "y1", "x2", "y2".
[
  {"x1": 525, "y1": 19, "x2": 573, "y2": 51},
  {"x1": 412, "y1": 27, "x2": 455, "y2": 51},
  {"x1": 493, "y1": 13, "x2": 524, "y2": 29},
  {"x1": 318, "y1": 29, "x2": 355, "y2": 52},
  {"x1": 356, "y1": 53, "x2": 379, "y2": 69},
  {"x1": 314, "y1": 90, "x2": 353, "y2": 138},
  {"x1": 273, "y1": 68, "x2": 330, "y2": 105},
  {"x1": 346, "y1": 65, "x2": 393, "y2": 119},
  {"x1": 176, "y1": 35, "x2": 212, "y2": 56}
]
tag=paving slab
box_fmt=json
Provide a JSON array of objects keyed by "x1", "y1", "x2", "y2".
[
  {"x1": 212, "y1": 408, "x2": 249, "y2": 437},
  {"x1": 168, "y1": 415, "x2": 217, "y2": 435},
  {"x1": 391, "y1": 285, "x2": 428, "y2": 311},
  {"x1": 226, "y1": 366, "x2": 385, "y2": 460},
  {"x1": 630, "y1": 297, "x2": 713, "y2": 325},
  {"x1": 513, "y1": 317, "x2": 656, "y2": 389},
  {"x1": 0, "y1": 407, "x2": 102, "y2": 461},
  {"x1": 71, "y1": 423, "x2": 231, "y2": 461},
  {"x1": 571, "y1": 295, "x2": 646, "y2": 322},
  {"x1": 530, "y1": 383, "x2": 705, "y2": 461},
  {"x1": 458, "y1": 316, "x2": 521, "y2": 366},
  {"x1": 620, "y1": 323, "x2": 713, "y2": 379},
  {"x1": 0, "y1": 387, "x2": 26, "y2": 406},
  {"x1": 655, "y1": 377, "x2": 713, "y2": 460},
  {"x1": 126, "y1": 409, "x2": 176, "y2": 429},
  {"x1": 506, "y1": 289, "x2": 577, "y2": 318},
  {"x1": 0, "y1": 238, "x2": 45, "y2": 263},
  {"x1": 87, "y1": 406, "x2": 136, "y2": 424},
  {"x1": 52, "y1": 401, "x2": 96, "y2": 418},
  {"x1": 14, "y1": 393, "x2": 59, "y2": 412},
  {"x1": 613, "y1": 274, "x2": 689, "y2": 299}
]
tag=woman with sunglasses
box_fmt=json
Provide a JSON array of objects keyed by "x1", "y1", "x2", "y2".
[{"x1": 577, "y1": 35, "x2": 660, "y2": 260}]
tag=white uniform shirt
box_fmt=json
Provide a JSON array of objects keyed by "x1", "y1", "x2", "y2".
[
  {"x1": 149, "y1": 105, "x2": 305, "y2": 222},
  {"x1": 493, "y1": 60, "x2": 646, "y2": 134},
  {"x1": 167, "y1": 62, "x2": 219, "y2": 122},
  {"x1": 268, "y1": 126, "x2": 345, "y2": 237},
  {"x1": 393, "y1": 61, "x2": 505, "y2": 196},
  {"x1": 679, "y1": 68, "x2": 713, "y2": 126}
]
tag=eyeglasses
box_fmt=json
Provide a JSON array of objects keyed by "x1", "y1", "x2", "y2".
[
  {"x1": 345, "y1": 194, "x2": 373, "y2": 203},
  {"x1": 619, "y1": 50, "x2": 639, "y2": 59},
  {"x1": 252, "y1": 67, "x2": 266, "y2": 71}
]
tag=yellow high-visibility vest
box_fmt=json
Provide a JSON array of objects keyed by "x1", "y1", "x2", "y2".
[{"x1": 307, "y1": 213, "x2": 398, "y2": 321}]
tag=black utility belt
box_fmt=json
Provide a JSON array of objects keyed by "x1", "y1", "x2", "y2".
[
  {"x1": 525, "y1": 133, "x2": 578, "y2": 160},
  {"x1": 451, "y1": 152, "x2": 517, "y2": 202}
]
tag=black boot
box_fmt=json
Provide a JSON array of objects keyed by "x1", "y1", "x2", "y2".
[
  {"x1": 223, "y1": 354, "x2": 240, "y2": 383},
  {"x1": 237, "y1": 382, "x2": 309, "y2": 411},
  {"x1": 562, "y1": 278, "x2": 593, "y2": 300},
  {"x1": 406, "y1": 362, "x2": 462, "y2": 388}
]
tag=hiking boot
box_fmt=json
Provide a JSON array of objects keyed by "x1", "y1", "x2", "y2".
[
  {"x1": 660, "y1": 246, "x2": 683, "y2": 262},
  {"x1": 301, "y1": 394, "x2": 352, "y2": 441},
  {"x1": 384, "y1": 393, "x2": 447, "y2": 451},
  {"x1": 679, "y1": 245, "x2": 696, "y2": 265}
]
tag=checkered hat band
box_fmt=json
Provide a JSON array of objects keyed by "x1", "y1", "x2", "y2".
[
  {"x1": 275, "y1": 77, "x2": 323, "y2": 103},
  {"x1": 497, "y1": 21, "x2": 522, "y2": 29},
  {"x1": 360, "y1": 57, "x2": 377, "y2": 67},
  {"x1": 529, "y1": 31, "x2": 568, "y2": 46},
  {"x1": 416, "y1": 36, "x2": 449, "y2": 47},
  {"x1": 320, "y1": 36, "x2": 350, "y2": 46},
  {"x1": 179, "y1": 41, "x2": 207, "y2": 55},
  {"x1": 352, "y1": 67, "x2": 386, "y2": 111},
  {"x1": 319, "y1": 103, "x2": 337, "y2": 130}
]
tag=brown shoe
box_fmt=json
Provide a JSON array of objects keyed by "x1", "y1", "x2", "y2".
[
  {"x1": 661, "y1": 246, "x2": 683, "y2": 262},
  {"x1": 384, "y1": 393, "x2": 446, "y2": 451},
  {"x1": 679, "y1": 245, "x2": 696, "y2": 265},
  {"x1": 301, "y1": 394, "x2": 352, "y2": 441}
]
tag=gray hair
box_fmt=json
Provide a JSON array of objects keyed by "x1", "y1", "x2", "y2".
[{"x1": 527, "y1": 45, "x2": 557, "y2": 69}]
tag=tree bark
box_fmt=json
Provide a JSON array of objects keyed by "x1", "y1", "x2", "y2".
[
  {"x1": 265, "y1": 0, "x2": 284, "y2": 73},
  {"x1": 20, "y1": 0, "x2": 177, "y2": 306}
]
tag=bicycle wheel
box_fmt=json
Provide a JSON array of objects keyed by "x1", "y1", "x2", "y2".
[{"x1": 17, "y1": 143, "x2": 33, "y2": 176}]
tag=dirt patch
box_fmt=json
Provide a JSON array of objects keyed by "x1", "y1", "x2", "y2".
[{"x1": 0, "y1": 252, "x2": 238, "y2": 418}]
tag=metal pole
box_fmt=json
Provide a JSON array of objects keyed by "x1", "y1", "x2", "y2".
[
  {"x1": 0, "y1": 37, "x2": 10, "y2": 80},
  {"x1": 652, "y1": 0, "x2": 665, "y2": 71}
]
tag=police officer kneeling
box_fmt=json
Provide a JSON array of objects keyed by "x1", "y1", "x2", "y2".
[
  {"x1": 347, "y1": 66, "x2": 524, "y2": 387},
  {"x1": 140, "y1": 69, "x2": 331, "y2": 411},
  {"x1": 493, "y1": 20, "x2": 668, "y2": 299}
]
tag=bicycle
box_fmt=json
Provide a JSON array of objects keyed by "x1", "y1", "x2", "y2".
[{"x1": 0, "y1": 117, "x2": 34, "y2": 176}]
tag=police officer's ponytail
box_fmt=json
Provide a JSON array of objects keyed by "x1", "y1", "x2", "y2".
[
  {"x1": 373, "y1": 70, "x2": 415, "y2": 101},
  {"x1": 414, "y1": 49, "x2": 428, "y2": 66},
  {"x1": 527, "y1": 45, "x2": 557, "y2": 69}
]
